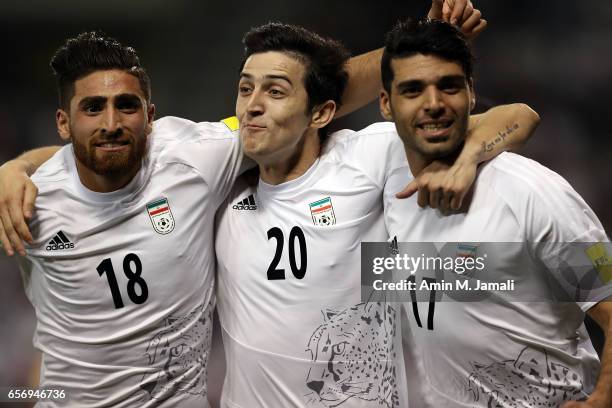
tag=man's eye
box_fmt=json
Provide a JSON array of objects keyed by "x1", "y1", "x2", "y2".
[
  {"x1": 239, "y1": 86, "x2": 252, "y2": 95},
  {"x1": 117, "y1": 102, "x2": 139, "y2": 112},
  {"x1": 443, "y1": 88, "x2": 459, "y2": 94},
  {"x1": 440, "y1": 84, "x2": 461, "y2": 94},
  {"x1": 269, "y1": 89, "x2": 284, "y2": 97},
  {"x1": 401, "y1": 88, "x2": 421, "y2": 96},
  {"x1": 84, "y1": 104, "x2": 103, "y2": 113}
]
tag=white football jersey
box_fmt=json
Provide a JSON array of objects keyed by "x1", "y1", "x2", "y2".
[
  {"x1": 384, "y1": 151, "x2": 612, "y2": 407},
  {"x1": 215, "y1": 123, "x2": 410, "y2": 407},
  {"x1": 19, "y1": 116, "x2": 245, "y2": 407}
]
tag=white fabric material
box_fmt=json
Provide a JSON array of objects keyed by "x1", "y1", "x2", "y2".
[{"x1": 384, "y1": 151, "x2": 611, "y2": 407}]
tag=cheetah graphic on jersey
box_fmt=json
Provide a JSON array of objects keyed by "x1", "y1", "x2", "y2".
[
  {"x1": 467, "y1": 346, "x2": 585, "y2": 406},
  {"x1": 137, "y1": 301, "x2": 212, "y2": 401},
  {"x1": 304, "y1": 302, "x2": 399, "y2": 407}
]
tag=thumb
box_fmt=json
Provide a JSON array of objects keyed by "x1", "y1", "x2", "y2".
[
  {"x1": 428, "y1": 0, "x2": 444, "y2": 19},
  {"x1": 23, "y1": 182, "x2": 38, "y2": 220},
  {"x1": 396, "y1": 179, "x2": 418, "y2": 199}
]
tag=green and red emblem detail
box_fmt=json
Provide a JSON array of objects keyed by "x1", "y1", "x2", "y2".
[{"x1": 146, "y1": 198, "x2": 175, "y2": 235}]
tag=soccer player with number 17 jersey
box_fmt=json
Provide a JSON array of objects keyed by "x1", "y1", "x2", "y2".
[{"x1": 380, "y1": 18, "x2": 612, "y2": 407}]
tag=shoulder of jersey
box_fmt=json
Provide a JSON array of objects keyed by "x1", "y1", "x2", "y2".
[
  {"x1": 480, "y1": 152, "x2": 581, "y2": 210},
  {"x1": 31, "y1": 145, "x2": 71, "y2": 188},
  {"x1": 483, "y1": 152, "x2": 571, "y2": 190},
  {"x1": 323, "y1": 121, "x2": 399, "y2": 155},
  {"x1": 151, "y1": 116, "x2": 239, "y2": 144}
]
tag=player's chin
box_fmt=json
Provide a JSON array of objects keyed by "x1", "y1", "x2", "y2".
[
  {"x1": 94, "y1": 150, "x2": 141, "y2": 175},
  {"x1": 420, "y1": 142, "x2": 460, "y2": 159}
]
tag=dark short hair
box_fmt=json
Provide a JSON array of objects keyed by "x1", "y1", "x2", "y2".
[
  {"x1": 241, "y1": 23, "x2": 350, "y2": 139},
  {"x1": 381, "y1": 18, "x2": 473, "y2": 93},
  {"x1": 50, "y1": 31, "x2": 151, "y2": 108}
]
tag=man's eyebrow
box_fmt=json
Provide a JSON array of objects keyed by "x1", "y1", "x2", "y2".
[
  {"x1": 239, "y1": 72, "x2": 293, "y2": 86},
  {"x1": 437, "y1": 75, "x2": 466, "y2": 84},
  {"x1": 264, "y1": 74, "x2": 292, "y2": 86},
  {"x1": 77, "y1": 95, "x2": 106, "y2": 107},
  {"x1": 395, "y1": 75, "x2": 466, "y2": 90},
  {"x1": 115, "y1": 93, "x2": 142, "y2": 104},
  {"x1": 395, "y1": 79, "x2": 424, "y2": 90}
]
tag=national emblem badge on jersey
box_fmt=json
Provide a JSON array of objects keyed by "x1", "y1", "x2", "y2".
[
  {"x1": 146, "y1": 198, "x2": 175, "y2": 235},
  {"x1": 456, "y1": 243, "x2": 478, "y2": 258},
  {"x1": 309, "y1": 197, "x2": 336, "y2": 226}
]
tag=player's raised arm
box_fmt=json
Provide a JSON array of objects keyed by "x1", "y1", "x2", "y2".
[
  {"x1": 396, "y1": 103, "x2": 540, "y2": 210},
  {"x1": 337, "y1": 0, "x2": 485, "y2": 118},
  {"x1": 0, "y1": 146, "x2": 60, "y2": 256}
]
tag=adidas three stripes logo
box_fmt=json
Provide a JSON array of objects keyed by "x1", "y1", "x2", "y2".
[
  {"x1": 45, "y1": 230, "x2": 75, "y2": 251},
  {"x1": 232, "y1": 194, "x2": 257, "y2": 210}
]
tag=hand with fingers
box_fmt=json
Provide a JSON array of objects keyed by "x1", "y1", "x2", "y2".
[
  {"x1": 395, "y1": 159, "x2": 477, "y2": 213},
  {"x1": 0, "y1": 159, "x2": 38, "y2": 256},
  {"x1": 428, "y1": 0, "x2": 487, "y2": 41}
]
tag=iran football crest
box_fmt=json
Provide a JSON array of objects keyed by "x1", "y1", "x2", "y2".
[
  {"x1": 146, "y1": 198, "x2": 175, "y2": 235},
  {"x1": 309, "y1": 197, "x2": 336, "y2": 226}
]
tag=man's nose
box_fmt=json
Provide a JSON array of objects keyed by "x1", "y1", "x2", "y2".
[
  {"x1": 245, "y1": 90, "x2": 264, "y2": 116},
  {"x1": 423, "y1": 87, "x2": 444, "y2": 116},
  {"x1": 101, "y1": 107, "x2": 123, "y2": 134}
]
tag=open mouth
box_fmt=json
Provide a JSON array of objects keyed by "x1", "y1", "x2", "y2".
[
  {"x1": 417, "y1": 119, "x2": 453, "y2": 132},
  {"x1": 416, "y1": 119, "x2": 454, "y2": 140}
]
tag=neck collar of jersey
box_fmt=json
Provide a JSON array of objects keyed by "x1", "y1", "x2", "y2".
[
  {"x1": 66, "y1": 144, "x2": 150, "y2": 204},
  {"x1": 257, "y1": 157, "x2": 320, "y2": 197}
]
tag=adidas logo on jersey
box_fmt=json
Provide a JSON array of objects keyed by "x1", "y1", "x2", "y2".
[
  {"x1": 232, "y1": 194, "x2": 257, "y2": 210},
  {"x1": 45, "y1": 230, "x2": 75, "y2": 251}
]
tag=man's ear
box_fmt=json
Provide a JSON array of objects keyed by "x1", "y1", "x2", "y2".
[
  {"x1": 310, "y1": 100, "x2": 336, "y2": 130},
  {"x1": 379, "y1": 90, "x2": 393, "y2": 121},
  {"x1": 145, "y1": 103, "x2": 156, "y2": 135},
  {"x1": 56, "y1": 109, "x2": 71, "y2": 142}
]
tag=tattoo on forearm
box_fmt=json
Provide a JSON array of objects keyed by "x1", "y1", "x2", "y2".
[{"x1": 482, "y1": 123, "x2": 520, "y2": 152}]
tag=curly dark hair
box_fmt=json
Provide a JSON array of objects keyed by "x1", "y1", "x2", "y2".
[
  {"x1": 50, "y1": 31, "x2": 151, "y2": 108},
  {"x1": 382, "y1": 18, "x2": 473, "y2": 93}
]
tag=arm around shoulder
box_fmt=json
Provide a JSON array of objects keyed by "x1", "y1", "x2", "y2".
[
  {"x1": 462, "y1": 103, "x2": 540, "y2": 165},
  {"x1": 0, "y1": 146, "x2": 60, "y2": 256}
]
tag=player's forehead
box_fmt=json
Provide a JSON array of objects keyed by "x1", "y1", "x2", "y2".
[
  {"x1": 72, "y1": 69, "x2": 145, "y2": 102},
  {"x1": 391, "y1": 53, "x2": 466, "y2": 84},
  {"x1": 240, "y1": 51, "x2": 306, "y2": 87}
]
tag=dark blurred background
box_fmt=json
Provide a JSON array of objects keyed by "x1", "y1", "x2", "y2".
[{"x1": 1, "y1": 1, "x2": 611, "y2": 406}]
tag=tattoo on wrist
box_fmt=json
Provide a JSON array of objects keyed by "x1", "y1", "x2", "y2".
[{"x1": 482, "y1": 123, "x2": 520, "y2": 153}]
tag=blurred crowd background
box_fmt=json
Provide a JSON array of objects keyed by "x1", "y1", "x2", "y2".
[{"x1": 1, "y1": 1, "x2": 610, "y2": 406}]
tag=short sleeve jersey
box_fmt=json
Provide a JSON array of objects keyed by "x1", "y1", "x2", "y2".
[
  {"x1": 384, "y1": 151, "x2": 612, "y2": 407},
  {"x1": 19, "y1": 116, "x2": 245, "y2": 407},
  {"x1": 215, "y1": 122, "x2": 410, "y2": 408}
]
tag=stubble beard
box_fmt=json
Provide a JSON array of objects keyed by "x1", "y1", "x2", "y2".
[{"x1": 72, "y1": 133, "x2": 147, "y2": 178}]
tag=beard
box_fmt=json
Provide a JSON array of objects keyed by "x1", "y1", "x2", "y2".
[{"x1": 72, "y1": 131, "x2": 147, "y2": 178}]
